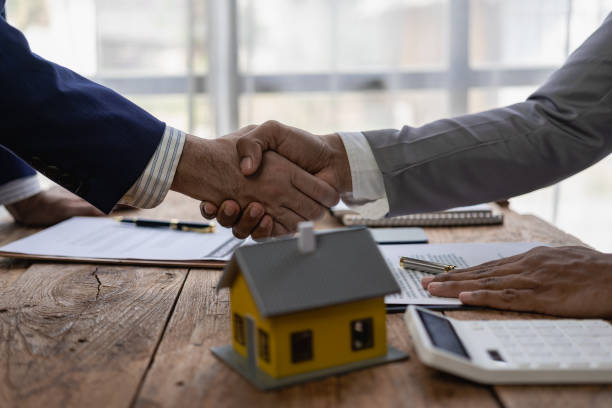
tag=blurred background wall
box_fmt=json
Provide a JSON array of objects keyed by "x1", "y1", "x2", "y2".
[{"x1": 5, "y1": 0, "x2": 612, "y2": 251}]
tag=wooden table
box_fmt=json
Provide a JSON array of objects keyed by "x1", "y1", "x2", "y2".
[{"x1": 1, "y1": 192, "x2": 611, "y2": 408}]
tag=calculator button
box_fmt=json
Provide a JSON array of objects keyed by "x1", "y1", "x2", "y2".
[
  {"x1": 522, "y1": 344, "x2": 546, "y2": 352},
  {"x1": 585, "y1": 351, "x2": 610, "y2": 358},
  {"x1": 562, "y1": 330, "x2": 587, "y2": 337},
  {"x1": 556, "y1": 320, "x2": 583, "y2": 328},
  {"x1": 533, "y1": 321, "x2": 557, "y2": 328},
  {"x1": 548, "y1": 339, "x2": 572, "y2": 350},
  {"x1": 536, "y1": 327, "x2": 563, "y2": 336},
  {"x1": 575, "y1": 342, "x2": 601, "y2": 350},
  {"x1": 492, "y1": 330, "x2": 509, "y2": 338},
  {"x1": 581, "y1": 320, "x2": 611, "y2": 329}
]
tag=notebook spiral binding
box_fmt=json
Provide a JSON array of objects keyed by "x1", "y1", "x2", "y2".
[{"x1": 341, "y1": 211, "x2": 504, "y2": 227}]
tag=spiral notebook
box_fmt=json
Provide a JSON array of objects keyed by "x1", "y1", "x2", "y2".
[{"x1": 332, "y1": 203, "x2": 503, "y2": 227}]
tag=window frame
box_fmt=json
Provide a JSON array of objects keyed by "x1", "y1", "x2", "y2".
[
  {"x1": 233, "y1": 313, "x2": 246, "y2": 346},
  {"x1": 350, "y1": 317, "x2": 375, "y2": 352},
  {"x1": 258, "y1": 328, "x2": 270, "y2": 363},
  {"x1": 290, "y1": 330, "x2": 314, "y2": 364}
]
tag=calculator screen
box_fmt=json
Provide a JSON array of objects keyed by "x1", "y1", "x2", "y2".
[{"x1": 418, "y1": 310, "x2": 470, "y2": 360}]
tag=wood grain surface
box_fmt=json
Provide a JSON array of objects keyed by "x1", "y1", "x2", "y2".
[{"x1": 0, "y1": 192, "x2": 610, "y2": 408}]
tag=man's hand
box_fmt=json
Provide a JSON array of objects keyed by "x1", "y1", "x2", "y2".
[
  {"x1": 5, "y1": 186, "x2": 104, "y2": 227},
  {"x1": 420, "y1": 246, "x2": 612, "y2": 318},
  {"x1": 236, "y1": 120, "x2": 352, "y2": 193},
  {"x1": 199, "y1": 121, "x2": 353, "y2": 238},
  {"x1": 170, "y1": 130, "x2": 339, "y2": 237}
]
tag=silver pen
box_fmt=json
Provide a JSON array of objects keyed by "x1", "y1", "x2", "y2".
[{"x1": 399, "y1": 256, "x2": 456, "y2": 275}]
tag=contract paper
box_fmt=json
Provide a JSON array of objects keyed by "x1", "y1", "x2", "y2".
[
  {"x1": 381, "y1": 242, "x2": 546, "y2": 306},
  {"x1": 0, "y1": 216, "x2": 249, "y2": 265}
]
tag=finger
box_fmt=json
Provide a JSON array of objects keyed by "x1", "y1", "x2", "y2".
[
  {"x1": 231, "y1": 203, "x2": 265, "y2": 239},
  {"x1": 275, "y1": 206, "x2": 307, "y2": 234},
  {"x1": 427, "y1": 276, "x2": 537, "y2": 298},
  {"x1": 421, "y1": 256, "x2": 528, "y2": 288},
  {"x1": 282, "y1": 186, "x2": 327, "y2": 222},
  {"x1": 237, "y1": 124, "x2": 257, "y2": 135},
  {"x1": 459, "y1": 289, "x2": 536, "y2": 312},
  {"x1": 290, "y1": 165, "x2": 339, "y2": 208},
  {"x1": 455, "y1": 251, "x2": 533, "y2": 274},
  {"x1": 271, "y1": 220, "x2": 291, "y2": 237},
  {"x1": 252, "y1": 215, "x2": 274, "y2": 240},
  {"x1": 427, "y1": 263, "x2": 524, "y2": 284},
  {"x1": 236, "y1": 121, "x2": 285, "y2": 176},
  {"x1": 199, "y1": 202, "x2": 218, "y2": 220},
  {"x1": 421, "y1": 275, "x2": 436, "y2": 288},
  {"x1": 216, "y1": 201, "x2": 241, "y2": 227}
]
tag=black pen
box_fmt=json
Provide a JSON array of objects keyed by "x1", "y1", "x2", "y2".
[{"x1": 114, "y1": 217, "x2": 216, "y2": 233}]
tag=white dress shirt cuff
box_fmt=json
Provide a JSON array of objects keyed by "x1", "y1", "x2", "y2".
[
  {"x1": 337, "y1": 131, "x2": 390, "y2": 219},
  {"x1": 0, "y1": 175, "x2": 41, "y2": 206},
  {"x1": 119, "y1": 126, "x2": 186, "y2": 209}
]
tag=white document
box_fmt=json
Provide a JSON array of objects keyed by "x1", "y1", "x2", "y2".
[
  {"x1": 381, "y1": 242, "x2": 546, "y2": 305},
  {"x1": 0, "y1": 216, "x2": 249, "y2": 263}
]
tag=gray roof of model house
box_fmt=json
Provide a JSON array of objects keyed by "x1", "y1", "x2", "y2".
[{"x1": 217, "y1": 227, "x2": 400, "y2": 318}]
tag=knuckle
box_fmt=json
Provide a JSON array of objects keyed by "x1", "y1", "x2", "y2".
[
  {"x1": 263, "y1": 119, "x2": 281, "y2": 131},
  {"x1": 500, "y1": 289, "x2": 518, "y2": 302},
  {"x1": 480, "y1": 277, "x2": 499, "y2": 288}
]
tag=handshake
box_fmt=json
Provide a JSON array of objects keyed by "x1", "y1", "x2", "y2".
[{"x1": 170, "y1": 121, "x2": 353, "y2": 239}]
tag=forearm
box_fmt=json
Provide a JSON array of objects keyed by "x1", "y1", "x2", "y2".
[
  {"x1": 0, "y1": 18, "x2": 165, "y2": 213},
  {"x1": 363, "y1": 13, "x2": 612, "y2": 216}
]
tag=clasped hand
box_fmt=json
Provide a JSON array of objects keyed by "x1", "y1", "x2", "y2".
[{"x1": 171, "y1": 121, "x2": 351, "y2": 239}]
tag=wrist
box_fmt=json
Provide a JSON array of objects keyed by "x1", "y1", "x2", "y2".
[
  {"x1": 5, "y1": 194, "x2": 38, "y2": 223},
  {"x1": 171, "y1": 135, "x2": 216, "y2": 201},
  {"x1": 323, "y1": 133, "x2": 352, "y2": 194},
  {"x1": 170, "y1": 135, "x2": 240, "y2": 204}
]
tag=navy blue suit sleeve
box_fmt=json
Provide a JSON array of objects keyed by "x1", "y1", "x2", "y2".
[
  {"x1": 0, "y1": 18, "x2": 166, "y2": 213},
  {"x1": 0, "y1": 146, "x2": 36, "y2": 185}
]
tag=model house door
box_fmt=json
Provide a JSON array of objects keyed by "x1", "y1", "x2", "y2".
[{"x1": 245, "y1": 315, "x2": 256, "y2": 372}]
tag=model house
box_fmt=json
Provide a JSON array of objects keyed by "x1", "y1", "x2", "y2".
[{"x1": 212, "y1": 224, "x2": 408, "y2": 390}]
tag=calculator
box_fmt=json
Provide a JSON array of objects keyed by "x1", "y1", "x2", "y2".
[{"x1": 404, "y1": 306, "x2": 612, "y2": 383}]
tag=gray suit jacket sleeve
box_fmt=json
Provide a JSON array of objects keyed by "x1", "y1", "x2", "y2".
[{"x1": 363, "y1": 13, "x2": 612, "y2": 217}]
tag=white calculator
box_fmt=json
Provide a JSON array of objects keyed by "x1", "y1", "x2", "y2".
[{"x1": 404, "y1": 306, "x2": 612, "y2": 384}]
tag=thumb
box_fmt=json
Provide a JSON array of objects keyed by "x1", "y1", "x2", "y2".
[
  {"x1": 236, "y1": 136, "x2": 263, "y2": 176},
  {"x1": 236, "y1": 121, "x2": 284, "y2": 176}
]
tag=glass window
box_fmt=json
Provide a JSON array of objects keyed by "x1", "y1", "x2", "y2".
[
  {"x1": 351, "y1": 318, "x2": 374, "y2": 351},
  {"x1": 290, "y1": 330, "x2": 313, "y2": 363},
  {"x1": 233, "y1": 313, "x2": 245, "y2": 346},
  {"x1": 258, "y1": 329, "x2": 270, "y2": 362},
  {"x1": 238, "y1": 0, "x2": 449, "y2": 74},
  {"x1": 470, "y1": 0, "x2": 570, "y2": 68},
  {"x1": 240, "y1": 90, "x2": 449, "y2": 134}
]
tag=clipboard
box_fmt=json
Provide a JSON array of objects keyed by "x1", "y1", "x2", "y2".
[{"x1": 0, "y1": 216, "x2": 246, "y2": 269}]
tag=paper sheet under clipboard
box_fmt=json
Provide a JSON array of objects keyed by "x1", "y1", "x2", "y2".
[{"x1": 380, "y1": 242, "x2": 546, "y2": 306}]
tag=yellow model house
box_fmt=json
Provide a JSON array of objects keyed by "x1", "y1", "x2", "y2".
[{"x1": 212, "y1": 224, "x2": 408, "y2": 390}]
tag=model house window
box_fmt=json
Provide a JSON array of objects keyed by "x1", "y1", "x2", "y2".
[
  {"x1": 351, "y1": 318, "x2": 374, "y2": 351},
  {"x1": 233, "y1": 313, "x2": 245, "y2": 346},
  {"x1": 290, "y1": 330, "x2": 313, "y2": 363},
  {"x1": 258, "y1": 329, "x2": 270, "y2": 362}
]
